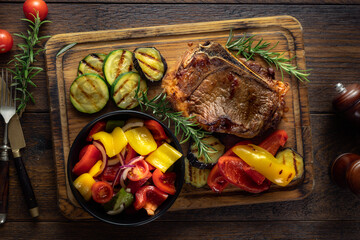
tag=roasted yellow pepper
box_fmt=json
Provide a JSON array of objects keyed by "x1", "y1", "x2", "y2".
[
  {"x1": 92, "y1": 127, "x2": 128, "y2": 158},
  {"x1": 73, "y1": 173, "x2": 96, "y2": 201},
  {"x1": 125, "y1": 126, "x2": 157, "y2": 155},
  {"x1": 88, "y1": 160, "x2": 103, "y2": 177},
  {"x1": 145, "y1": 142, "x2": 182, "y2": 173},
  {"x1": 232, "y1": 144, "x2": 295, "y2": 187}
]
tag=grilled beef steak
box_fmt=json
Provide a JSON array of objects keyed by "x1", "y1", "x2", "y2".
[{"x1": 162, "y1": 41, "x2": 289, "y2": 138}]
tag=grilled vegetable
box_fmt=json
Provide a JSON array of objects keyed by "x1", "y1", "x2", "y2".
[
  {"x1": 275, "y1": 148, "x2": 304, "y2": 181},
  {"x1": 187, "y1": 136, "x2": 225, "y2": 169},
  {"x1": 78, "y1": 53, "x2": 106, "y2": 78},
  {"x1": 133, "y1": 47, "x2": 167, "y2": 82},
  {"x1": 69, "y1": 73, "x2": 109, "y2": 114},
  {"x1": 111, "y1": 72, "x2": 147, "y2": 109},
  {"x1": 184, "y1": 158, "x2": 210, "y2": 188},
  {"x1": 103, "y1": 49, "x2": 136, "y2": 85}
]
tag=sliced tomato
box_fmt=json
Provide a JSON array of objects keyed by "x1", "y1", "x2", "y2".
[
  {"x1": 101, "y1": 164, "x2": 120, "y2": 182},
  {"x1": 127, "y1": 171, "x2": 152, "y2": 194},
  {"x1": 128, "y1": 160, "x2": 150, "y2": 181},
  {"x1": 124, "y1": 144, "x2": 138, "y2": 165},
  {"x1": 259, "y1": 130, "x2": 288, "y2": 156},
  {"x1": 86, "y1": 121, "x2": 106, "y2": 142},
  {"x1": 91, "y1": 181, "x2": 113, "y2": 204},
  {"x1": 207, "y1": 164, "x2": 229, "y2": 193},
  {"x1": 72, "y1": 144, "x2": 102, "y2": 176},
  {"x1": 144, "y1": 120, "x2": 168, "y2": 141},
  {"x1": 152, "y1": 168, "x2": 176, "y2": 195},
  {"x1": 217, "y1": 156, "x2": 271, "y2": 193},
  {"x1": 134, "y1": 185, "x2": 168, "y2": 215}
]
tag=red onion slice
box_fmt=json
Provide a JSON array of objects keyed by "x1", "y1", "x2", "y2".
[
  {"x1": 106, "y1": 204, "x2": 125, "y2": 215},
  {"x1": 108, "y1": 157, "x2": 120, "y2": 166},
  {"x1": 112, "y1": 164, "x2": 135, "y2": 187},
  {"x1": 93, "y1": 141, "x2": 108, "y2": 176}
]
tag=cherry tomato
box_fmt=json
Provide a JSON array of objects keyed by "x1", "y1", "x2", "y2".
[
  {"x1": 133, "y1": 185, "x2": 168, "y2": 215},
  {"x1": 91, "y1": 181, "x2": 113, "y2": 204},
  {"x1": 127, "y1": 160, "x2": 150, "y2": 181},
  {"x1": 258, "y1": 130, "x2": 288, "y2": 156},
  {"x1": 152, "y1": 168, "x2": 176, "y2": 195},
  {"x1": 23, "y1": 0, "x2": 48, "y2": 21},
  {"x1": 144, "y1": 120, "x2": 168, "y2": 141},
  {"x1": 207, "y1": 164, "x2": 229, "y2": 193},
  {"x1": 86, "y1": 121, "x2": 106, "y2": 142},
  {"x1": 217, "y1": 156, "x2": 271, "y2": 193},
  {"x1": 72, "y1": 144, "x2": 102, "y2": 176},
  {"x1": 0, "y1": 29, "x2": 13, "y2": 54},
  {"x1": 127, "y1": 171, "x2": 152, "y2": 194}
]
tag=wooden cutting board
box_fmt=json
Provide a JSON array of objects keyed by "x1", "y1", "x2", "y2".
[{"x1": 45, "y1": 15, "x2": 314, "y2": 220}]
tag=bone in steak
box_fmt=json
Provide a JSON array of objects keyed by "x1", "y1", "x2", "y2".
[{"x1": 162, "y1": 41, "x2": 289, "y2": 138}]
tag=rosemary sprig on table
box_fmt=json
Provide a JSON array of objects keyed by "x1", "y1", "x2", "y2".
[
  {"x1": 8, "y1": 13, "x2": 51, "y2": 114},
  {"x1": 134, "y1": 86, "x2": 215, "y2": 163},
  {"x1": 225, "y1": 29, "x2": 310, "y2": 82}
]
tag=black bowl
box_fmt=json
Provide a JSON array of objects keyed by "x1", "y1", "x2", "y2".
[{"x1": 67, "y1": 110, "x2": 185, "y2": 226}]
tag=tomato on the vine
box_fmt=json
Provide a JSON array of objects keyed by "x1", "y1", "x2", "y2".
[
  {"x1": 23, "y1": 0, "x2": 48, "y2": 21},
  {"x1": 0, "y1": 29, "x2": 13, "y2": 54}
]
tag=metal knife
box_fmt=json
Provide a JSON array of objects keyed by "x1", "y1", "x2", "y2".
[{"x1": 8, "y1": 114, "x2": 39, "y2": 218}]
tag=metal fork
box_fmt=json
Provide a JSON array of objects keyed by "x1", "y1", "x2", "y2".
[{"x1": 0, "y1": 68, "x2": 16, "y2": 224}]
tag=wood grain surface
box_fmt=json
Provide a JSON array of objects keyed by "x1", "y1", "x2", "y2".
[{"x1": 0, "y1": 2, "x2": 360, "y2": 240}]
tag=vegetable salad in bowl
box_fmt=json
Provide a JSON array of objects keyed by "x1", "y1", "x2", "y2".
[{"x1": 67, "y1": 110, "x2": 184, "y2": 226}]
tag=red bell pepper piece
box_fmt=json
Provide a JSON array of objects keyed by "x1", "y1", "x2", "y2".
[
  {"x1": 101, "y1": 164, "x2": 120, "y2": 182},
  {"x1": 207, "y1": 164, "x2": 229, "y2": 193},
  {"x1": 127, "y1": 171, "x2": 152, "y2": 194},
  {"x1": 217, "y1": 156, "x2": 271, "y2": 193},
  {"x1": 72, "y1": 144, "x2": 102, "y2": 176},
  {"x1": 259, "y1": 130, "x2": 288, "y2": 156},
  {"x1": 86, "y1": 121, "x2": 106, "y2": 142},
  {"x1": 124, "y1": 144, "x2": 138, "y2": 165},
  {"x1": 134, "y1": 185, "x2": 168, "y2": 215},
  {"x1": 152, "y1": 168, "x2": 176, "y2": 195},
  {"x1": 144, "y1": 120, "x2": 168, "y2": 141}
]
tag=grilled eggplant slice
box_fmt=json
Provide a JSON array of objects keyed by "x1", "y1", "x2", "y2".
[
  {"x1": 103, "y1": 49, "x2": 136, "y2": 86},
  {"x1": 133, "y1": 47, "x2": 167, "y2": 82},
  {"x1": 275, "y1": 148, "x2": 304, "y2": 181},
  {"x1": 184, "y1": 157, "x2": 211, "y2": 188},
  {"x1": 111, "y1": 72, "x2": 147, "y2": 109},
  {"x1": 70, "y1": 73, "x2": 109, "y2": 114},
  {"x1": 188, "y1": 136, "x2": 225, "y2": 169},
  {"x1": 78, "y1": 53, "x2": 106, "y2": 78}
]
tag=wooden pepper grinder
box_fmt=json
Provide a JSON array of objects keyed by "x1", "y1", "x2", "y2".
[
  {"x1": 331, "y1": 153, "x2": 360, "y2": 197},
  {"x1": 332, "y1": 83, "x2": 360, "y2": 126}
]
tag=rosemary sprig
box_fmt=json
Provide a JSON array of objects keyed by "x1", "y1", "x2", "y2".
[
  {"x1": 225, "y1": 29, "x2": 310, "y2": 82},
  {"x1": 8, "y1": 13, "x2": 51, "y2": 114},
  {"x1": 134, "y1": 85, "x2": 215, "y2": 163}
]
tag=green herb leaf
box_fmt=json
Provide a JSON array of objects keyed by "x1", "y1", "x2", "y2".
[{"x1": 56, "y1": 43, "x2": 77, "y2": 57}]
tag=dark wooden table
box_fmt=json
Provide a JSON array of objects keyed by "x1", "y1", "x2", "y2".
[{"x1": 1, "y1": 1, "x2": 360, "y2": 239}]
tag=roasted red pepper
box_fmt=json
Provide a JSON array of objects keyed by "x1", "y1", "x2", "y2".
[
  {"x1": 72, "y1": 144, "x2": 102, "y2": 176},
  {"x1": 134, "y1": 185, "x2": 168, "y2": 215},
  {"x1": 86, "y1": 121, "x2": 106, "y2": 142},
  {"x1": 124, "y1": 144, "x2": 138, "y2": 165},
  {"x1": 101, "y1": 164, "x2": 120, "y2": 182},
  {"x1": 144, "y1": 120, "x2": 168, "y2": 141},
  {"x1": 258, "y1": 130, "x2": 288, "y2": 156},
  {"x1": 152, "y1": 168, "x2": 176, "y2": 195},
  {"x1": 207, "y1": 164, "x2": 229, "y2": 193},
  {"x1": 217, "y1": 156, "x2": 271, "y2": 193}
]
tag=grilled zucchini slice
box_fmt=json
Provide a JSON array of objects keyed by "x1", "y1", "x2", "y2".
[
  {"x1": 78, "y1": 53, "x2": 106, "y2": 78},
  {"x1": 70, "y1": 73, "x2": 109, "y2": 114},
  {"x1": 275, "y1": 148, "x2": 304, "y2": 181},
  {"x1": 187, "y1": 136, "x2": 225, "y2": 169},
  {"x1": 184, "y1": 158, "x2": 211, "y2": 188},
  {"x1": 111, "y1": 72, "x2": 147, "y2": 109},
  {"x1": 103, "y1": 49, "x2": 136, "y2": 86},
  {"x1": 133, "y1": 47, "x2": 167, "y2": 82}
]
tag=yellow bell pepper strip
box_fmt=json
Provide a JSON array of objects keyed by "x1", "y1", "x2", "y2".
[
  {"x1": 73, "y1": 173, "x2": 96, "y2": 201},
  {"x1": 125, "y1": 126, "x2": 157, "y2": 156},
  {"x1": 88, "y1": 160, "x2": 103, "y2": 177},
  {"x1": 145, "y1": 142, "x2": 182, "y2": 173},
  {"x1": 92, "y1": 127, "x2": 128, "y2": 158},
  {"x1": 232, "y1": 144, "x2": 295, "y2": 187}
]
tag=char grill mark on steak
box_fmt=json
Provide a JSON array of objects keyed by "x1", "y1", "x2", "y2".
[{"x1": 162, "y1": 41, "x2": 289, "y2": 138}]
